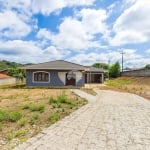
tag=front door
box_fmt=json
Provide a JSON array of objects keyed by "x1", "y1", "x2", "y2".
[{"x1": 66, "y1": 72, "x2": 76, "y2": 86}]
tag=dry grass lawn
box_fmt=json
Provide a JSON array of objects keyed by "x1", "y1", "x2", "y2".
[
  {"x1": 104, "y1": 77, "x2": 150, "y2": 100},
  {"x1": 0, "y1": 88, "x2": 87, "y2": 149}
]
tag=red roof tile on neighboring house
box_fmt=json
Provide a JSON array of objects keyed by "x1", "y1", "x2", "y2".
[{"x1": 0, "y1": 73, "x2": 11, "y2": 79}]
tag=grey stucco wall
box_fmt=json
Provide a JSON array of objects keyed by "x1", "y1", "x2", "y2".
[
  {"x1": 122, "y1": 68, "x2": 150, "y2": 77},
  {"x1": 26, "y1": 70, "x2": 84, "y2": 87}
]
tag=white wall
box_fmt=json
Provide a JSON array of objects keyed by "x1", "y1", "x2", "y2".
[
  {"x1": 58, "y1": 72, "x2": 66, "y2": 84},
  {"x1": 0, "y1": 77, "x2": 16, "y2": 85},
  {"x1": 76, "y1": 71, "x2": 82, "y2": 83}
]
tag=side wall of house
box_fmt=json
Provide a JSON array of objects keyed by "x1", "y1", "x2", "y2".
[{"x1": 26, "y1": 70, "x2": 84, "y2": 87}]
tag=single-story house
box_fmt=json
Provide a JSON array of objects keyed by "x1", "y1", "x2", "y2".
[{"x1": 22, "y1": 60, "x2": 104, "y2": 87}]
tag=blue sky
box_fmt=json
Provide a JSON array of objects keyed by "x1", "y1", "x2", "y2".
[{"x1": 0, "y1": 0, "x2": 150, "y2": 68}]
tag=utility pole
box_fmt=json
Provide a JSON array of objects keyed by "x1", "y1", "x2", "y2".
[
  {"x1": 120, "y1": 51, "x2": 125, "y2": 72},
  {"x1": 108, "y1": 59, "x2": 110, "y2": 80}
]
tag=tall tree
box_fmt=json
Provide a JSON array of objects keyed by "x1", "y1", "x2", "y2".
[
  {"x1": 109, "y1": 62, "x2": 121, "y2": 78},
  {"x1": 8, "y1": 68, "x2": 25, "y2": 83},
  {"x1": 92, "y1": 63, "x2": 109, "y2": 70},
  {"x1": 145, "y1": 64, "x2": 150, "y2": 69}
]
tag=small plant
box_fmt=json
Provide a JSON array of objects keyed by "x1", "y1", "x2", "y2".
[
  {"x1": 5, "y1": 132, "x2": 14, "y2": 141},
  {"x1": 0, "y1": 109, "x2": 8, "y2": 121},
  {"x1": 29, "y1": 114, "x2": 39, "y2": 125},
  {"x1": 8, "y1": 111, "x2": 22, "y2": 122},
  {"x1": 5, "y1": 130, "x2": 27, "y2": 141},
  {"x1": 0, "y1": 109, "x2": 22, "y2": 122},
  {"x1": 22, "y1": 104, "x2": 30, "y2": 109},
  {"x1": 18, "y1": 118, "x2": 28, "y2": 127},
  {"x1": 22, "y1": 104, "x2": 45, "y2": 113},
  {"x1": 48, "y1": 112, "x2": 60, "y2": 124},
  {"x1": 49, "y1": 96, "x2": 57, "y2": 104},
  {"x1": 30, "y1": 105, "x2": 45, "y2": 113},
  {"x1": 15, "y1": 130, "x2": 27, "y2": 138}
]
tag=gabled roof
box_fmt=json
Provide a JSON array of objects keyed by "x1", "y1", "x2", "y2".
[
  {"x1": 21, "y1": 60, "x2": 86, "y2": 70},
  {"x1": 0, "y1": 73, "x2": 11, "y2": 79}
]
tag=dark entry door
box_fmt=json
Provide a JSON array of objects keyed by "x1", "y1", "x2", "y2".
[{"x1": 66, "y1": 72, "x2": 76, "y2": 86}]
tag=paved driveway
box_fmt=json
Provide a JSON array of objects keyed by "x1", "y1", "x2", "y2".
[{"x1": 14, "y1": 90, "x2": 150, "y2": 150}]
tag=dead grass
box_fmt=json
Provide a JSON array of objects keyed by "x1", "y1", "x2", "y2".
[
  {"x1": 104, "y1": 77, "x2": 150, "y2": 100},
  {"x1": 0, "y1": 88, "x2": 87, "y2": 149},
  {"x1": 81, "y1": 88, "x2": 97, "y2": 96}
]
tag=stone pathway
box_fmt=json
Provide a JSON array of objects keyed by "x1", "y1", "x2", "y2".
[{"x1": 14, "y1": 90, "x2": 150, "y2": 150}]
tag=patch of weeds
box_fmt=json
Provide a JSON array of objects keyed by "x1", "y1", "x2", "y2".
[
  {"x1": 5, "y1": 130, "x2": 27, "y2": 141},
  {"x1": 48, "y1": 112, "x2": 60, "y2": 124},
  {"x1": 22, "y1": 104, "x2": 30, "y2": 109},
  {"x1": 29, "y1": 114, "x2": 39, "y2": 125},
  {"x1": 0, "y1": 109, "x2": 22, "y2": 122},
  {"x1": 8, "y1": 111, "x2": 22, "y2": 122},
  {"x1": 15, "y1": 130, "x2": 26, "y2": 138},
  {"x1": 5, "y1": 132, "x2": 14, "y2": 141},
  {"x1": 30, "y1": 105, "x2": 45, "y2": 113},
  {"x1": 18, "y1": 118, "x2": 28, "y2": 127},
  {"x1": 22, "y1": 104, "x2": 45, "y2": 113},
  {"x1": 49, "y1": 96, "x2": 57, "y2": 104},
  {"x1": 0, "y1": 109, "x2": 8, "y2": 121}
]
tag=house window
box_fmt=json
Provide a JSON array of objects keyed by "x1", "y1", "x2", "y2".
[{"x1": 33, "y1": 71, "x2": 50, "y2": 82}]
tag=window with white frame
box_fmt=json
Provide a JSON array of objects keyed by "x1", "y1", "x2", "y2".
[{"x1": 33, "y1": 71, "x2": 50, "y2": 82}]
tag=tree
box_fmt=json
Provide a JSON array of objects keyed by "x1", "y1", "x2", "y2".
[
  {"x1": 109, "y1": 62, "x2": 121, "y2": 78},
  {"x1": 8, "y1": 68, "x2": 25, "y2": 83},
  {"x1": 92, "y1": 63, "x2": 109, "y2": 70},
  {"x1": 145, "y1": 64, "x2": 150, "y2": 69}
]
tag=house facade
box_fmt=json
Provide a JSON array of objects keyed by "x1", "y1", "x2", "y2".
[{"x1": 22, "y1": 60, "x2": 104, "y2": 87}]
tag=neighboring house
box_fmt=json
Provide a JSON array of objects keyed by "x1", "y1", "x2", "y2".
[
  {"x1": 0, "y1": 73, "x2": 16, "y2": 85},
  {"x1": 22, "y1": 60, "x2": 104, "y2": 87}
]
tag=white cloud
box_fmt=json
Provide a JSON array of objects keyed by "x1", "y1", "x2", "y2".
[
  {"x1": 37, "y1": 8, "x2": 108, "y2": 50},
  {"x1": 76, "y1": 8, "x2": 108, "y2": 34},
  {"x1": 36, "y1": 28, "x2": 53, "y2": 40},
  {"x1": 67, "y1": 49, "x2": 150, "y2": 68},
  {"x1": 0, "y1": 10, "x2": 32, "y2": 38},
  {"x1": 110, "y1": 0, "x2": 150, "y2": 46},
  {"x1": 31, "y1": 0, "x2": 95, "y2": 15},
  {"x1": 0, "y1": 40, "x2": 66, "y2": 64}
]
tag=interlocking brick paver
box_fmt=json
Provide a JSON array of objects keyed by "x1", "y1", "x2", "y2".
[{"x1": 14, "y1": 90, "x2": 150, "y2": 150}]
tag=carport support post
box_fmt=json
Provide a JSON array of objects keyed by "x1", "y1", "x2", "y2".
[{"x1": 101, "y1": 73, "x2": 104, "y2": 83}]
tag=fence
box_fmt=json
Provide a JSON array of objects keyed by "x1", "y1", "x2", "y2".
[
  {"x1": 0, "y1": 77, "x2": 17, "y2": 85},
  {"x1": 122, "y1": 68, "x2": 150, "y2": 77}
]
